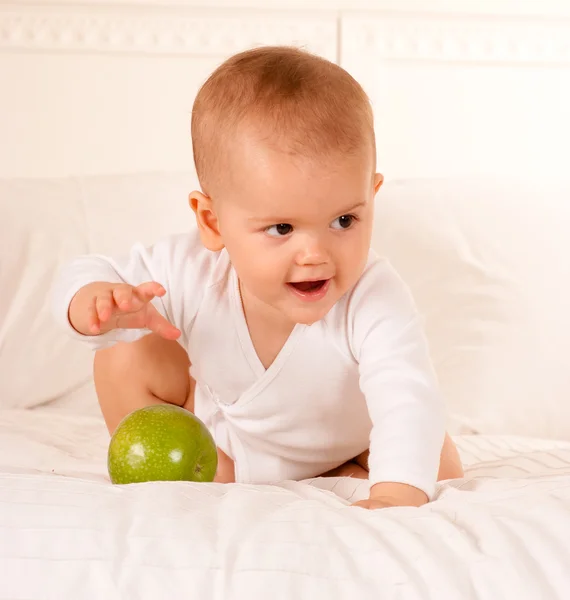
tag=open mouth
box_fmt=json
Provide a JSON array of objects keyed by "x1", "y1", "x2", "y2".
[
  {"x1": 287, "y1": 279, "x2": 331, "y2": 302},
  {"x1": 289, "y1": 280, "x2": 327, "y2": 293}
]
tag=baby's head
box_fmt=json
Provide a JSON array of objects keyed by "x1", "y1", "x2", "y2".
[{"x1": 190, "y1": 46, "x2": 383, "y2": 325}]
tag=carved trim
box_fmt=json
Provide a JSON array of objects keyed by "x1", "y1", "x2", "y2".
[
  {"x1": 0, "y1": 6, "x2": 337, "y2": 59},
  {"x1": 342, "y1": 14, "x2": 570, "y2": 64},
  {"x1": 7, "y1": 0, "x2": 570, "y2": 17}
]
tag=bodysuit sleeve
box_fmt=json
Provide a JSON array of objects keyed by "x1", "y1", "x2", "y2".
[
  {"x1": 347, "y1": 257, "x2": 445, "y2": 500},
  {"x1": 51, "y1": 229, "x2": 216, "y2": 351}
]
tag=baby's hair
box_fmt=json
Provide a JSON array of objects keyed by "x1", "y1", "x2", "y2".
[{"x1": 191, "y1": 46, "x2": 376, "y2": 196}]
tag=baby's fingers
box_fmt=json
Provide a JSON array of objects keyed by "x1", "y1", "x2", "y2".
[
  {"x1": 96, "y1": 292, "x2": 113, "y2": 324},
  {"x1": 87, "y1": 297, "x2": 101, "y2": 334},
  {"x1": 146, "y1": 305, "x2": 181, "y2": 340},
  {"x1": 112, "y1": 284, "x2": 141, "y2": 312},
  {"x1": 134, "y1": 281, "x2": 166, "y2": 302}
]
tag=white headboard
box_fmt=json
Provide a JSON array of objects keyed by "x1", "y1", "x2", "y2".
[{"x1": 1, "y1": 0, "x2": 569, "y2": 181}]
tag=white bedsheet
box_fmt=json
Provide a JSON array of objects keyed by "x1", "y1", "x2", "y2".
[{"x1": 1, "y1": 408, "x2": 570, "y2": 600}]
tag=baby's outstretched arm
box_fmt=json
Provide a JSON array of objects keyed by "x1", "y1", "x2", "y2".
[{"x1": 52, "y1": 235, "x2": 204, "y2": 350}]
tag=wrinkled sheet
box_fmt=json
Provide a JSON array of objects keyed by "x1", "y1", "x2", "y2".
[{"x1": 1, "y1": 408, "x2": 570, "y2": 599}]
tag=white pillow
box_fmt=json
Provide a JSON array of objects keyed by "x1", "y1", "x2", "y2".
[
  {"x1": 0, "y1": 172, "x2": 198, "y2": 410},
  {"x1": 372, "y1": 178, "x2": 570, "y2": 439}
]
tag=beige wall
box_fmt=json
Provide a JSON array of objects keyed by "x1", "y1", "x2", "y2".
[{"x1": 1, "y1": 0, "x2": 569, "y2": 180}]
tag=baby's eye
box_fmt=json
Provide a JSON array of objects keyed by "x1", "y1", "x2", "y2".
[
  {"x1": 265, "y1": 223, "x2": 293, "y2": 237},
  {"x1": 331, "y1": 215, "x2": 355, "y2": 230}
]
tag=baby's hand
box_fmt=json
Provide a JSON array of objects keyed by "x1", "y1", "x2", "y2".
[
  {"x1": 353, "y1": 482, "x2": 428, "y2": 510},
  {"x1": 69, "y1": 281, "x2": 181, "y2": 340}
]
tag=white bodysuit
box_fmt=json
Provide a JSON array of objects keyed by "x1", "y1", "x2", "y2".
[{"x1": 52, "y1": 229, "x2": 445, "y2": 498}]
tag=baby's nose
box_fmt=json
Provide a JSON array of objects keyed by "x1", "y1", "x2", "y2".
[{"x1": 295, "y1": 234, "x2": 329, "y2": 265}]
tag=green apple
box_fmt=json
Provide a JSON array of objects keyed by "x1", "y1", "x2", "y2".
[{"x1": 107, "y1": 404, "x2": 218, "y2": 484}]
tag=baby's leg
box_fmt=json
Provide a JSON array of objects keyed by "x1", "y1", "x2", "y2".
[
  {"x1": 94, "y1": 333, "x2": 192, "y2": 433},
  {"x1": 435, "y1": 432, "x2": 464, "y2": 481},
  {"x1": 94, "y1": 333, "x2": 235, "y2": 483},
  {"x1": 323, "y1": 432, "x2": 464, "y2": 481}
]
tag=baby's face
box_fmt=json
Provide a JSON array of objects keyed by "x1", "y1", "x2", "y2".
[{"x1": 214, "y1": 138, "x2": 381, "y2": 326}]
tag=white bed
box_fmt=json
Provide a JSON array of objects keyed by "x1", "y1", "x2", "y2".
[
  {"x1": 2, "y1": 1, "x2": 570, "y2": 598},
  {"x1": 3, "y1": 408, "x2": 570, "y2": 599}
]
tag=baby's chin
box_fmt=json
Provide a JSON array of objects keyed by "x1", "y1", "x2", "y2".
[
  {"x1": 284, "y1": 292, "x2": 348, "y2": 326},
  {"x1": 285, "y1": 304, "x2": 335, "y2": 326}
]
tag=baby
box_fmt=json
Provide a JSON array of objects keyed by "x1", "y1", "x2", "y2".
[{"x1": 52, "y1": 46, "x2": 463, "y2": 509}]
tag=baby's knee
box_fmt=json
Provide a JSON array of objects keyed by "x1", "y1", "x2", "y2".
[
  {"x1": 94, "y1": 339, "x2": 150, "y2": 390},
  {"x1": 94, "y1": 333, "x2": 190, "y2": 400},
  {"x1": 94, "y1": 334, "x2": 192, "y2": 433},
  {"x1": 96, "y1": 332, "x2": 185, "y2": 377}
]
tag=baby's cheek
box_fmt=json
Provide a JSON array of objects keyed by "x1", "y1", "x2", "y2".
[
  {"x1": 345, "y1": 245, "x2": 369, "y2": 278},
  {"x1": 257, "y1": 254, "x2": 285, "y2": 277},
  {"x1": 242, "y1": 258, "x2": 281, "y2": 292},
  {"x1": 336, "y1": 262, "x2": 364, "y2": 297}
]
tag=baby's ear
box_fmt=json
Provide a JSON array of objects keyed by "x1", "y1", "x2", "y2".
[
  {"x1": 374, "y1": 173, "x2": 384, "y2": 194},
  {"x1": 189, "y1": 191, "x2": 225, "y2": 252}
]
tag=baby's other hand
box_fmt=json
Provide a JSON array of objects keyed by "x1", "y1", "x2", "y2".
[
  {"x1": 352, "y1": 497, "x2": 403, "y2": 510},
  {"x1": 352, "y1": 482, "x2": 429, "y2": 510}
]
